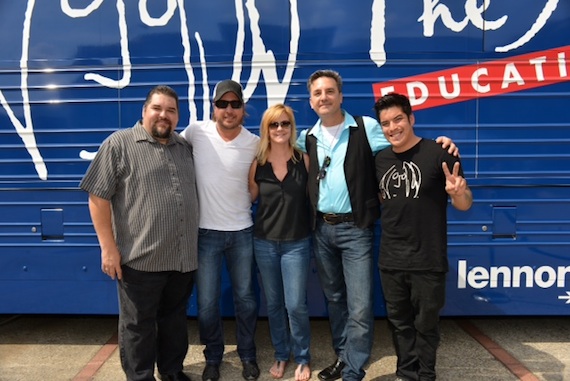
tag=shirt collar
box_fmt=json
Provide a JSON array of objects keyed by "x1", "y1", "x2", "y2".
[
  {"x1": 132, "y1": 120, "x2": 184, "y2": 146},
  {"x1": 307, "y1": 110, "x2": 356, "y2": 136}
]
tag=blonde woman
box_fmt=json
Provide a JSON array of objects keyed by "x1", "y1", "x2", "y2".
[{"x1": 249, "y1": 104, "x2": 311, "y2": 381}]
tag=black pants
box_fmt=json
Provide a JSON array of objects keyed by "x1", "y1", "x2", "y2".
[
  {"x1": 118, "y1": 266, "x2": 195, "y2": 381},
  {"x1": 380, "y1": 270, "x2": 446, "y2": 381}
]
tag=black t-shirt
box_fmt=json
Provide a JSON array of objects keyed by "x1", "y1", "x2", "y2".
[
  {"x1": 253, "y1": 151, "x2": 310, "y2": 241},
  {"x1": 375, "y1": 139, "x2": 462, "y2": 272}
]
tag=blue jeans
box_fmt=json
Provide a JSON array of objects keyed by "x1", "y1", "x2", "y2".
[
  {"x1": 196, "y1": 227, "x2": 257, "y2": 364},
  {"x1": 313, "y1": 220, "x2": 374, "y2": 381},
  {"x1": 380, "y1": 270, "x2": 446, "y2": 381},
  {"x1": 117, "y1": 266, "x2": 195, "y2": 381},
  {"x1": 254, "y1": 236, "x2": 311, "y2": 365}
]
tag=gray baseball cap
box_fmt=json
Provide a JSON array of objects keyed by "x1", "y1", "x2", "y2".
[{"x1": 213, "y1": 79, "x2": 244, "y2": 102}]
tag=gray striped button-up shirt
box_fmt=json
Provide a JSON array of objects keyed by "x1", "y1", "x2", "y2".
[{"x1": 80, "y1": 121, "x2": 199, "y2": 272}]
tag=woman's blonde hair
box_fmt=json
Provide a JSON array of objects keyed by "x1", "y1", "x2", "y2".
[{"x1": 256, "y1": 104, "x2": 301, "y2": 165}]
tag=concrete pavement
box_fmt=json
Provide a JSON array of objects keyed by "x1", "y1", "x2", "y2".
[{"x1": 0, "y1": 315, "x2": 569, "y2": 381}]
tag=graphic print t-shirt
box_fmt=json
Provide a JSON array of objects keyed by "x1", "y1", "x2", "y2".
[{"x1": 375, "y1": 139, "x2": 462, "y2": 272}]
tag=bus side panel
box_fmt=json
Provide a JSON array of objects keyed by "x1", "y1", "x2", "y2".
[
  {"x1": 0, "y1": 188, "x2": 117, "y2": 314},
  {"x1": 445, "y1": 184, "x2": 570, "y2": 316},
  {"x1": 1, "y1": 1, "x2": 569, "y2": 316}
]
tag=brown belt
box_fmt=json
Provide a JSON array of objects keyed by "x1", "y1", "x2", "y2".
[{"x1": 318, "y1": 212, "x2": 354, "y2": 225}]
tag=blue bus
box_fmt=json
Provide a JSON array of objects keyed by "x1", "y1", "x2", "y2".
[{"x1": 1, "y1": 0, "x2": 569, "y2": 316}]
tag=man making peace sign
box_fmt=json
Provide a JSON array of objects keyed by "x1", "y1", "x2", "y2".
[{"x1": 374, "y1": 92, "x2": 472, "y2": 381}]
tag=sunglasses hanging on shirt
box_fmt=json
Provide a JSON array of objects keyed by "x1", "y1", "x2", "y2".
[{"x1": 317, "y1": 156, "x2": 331, "y2": 181}]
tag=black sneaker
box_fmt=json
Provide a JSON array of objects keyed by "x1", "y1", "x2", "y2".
[
  {"x1": 202, "y1": 364, "x2": 220, "y2": 381},
  {"x1": 242, "y1": 361, "x2": 260, "y2": 380}
]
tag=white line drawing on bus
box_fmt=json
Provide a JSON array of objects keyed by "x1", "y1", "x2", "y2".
[{"x1": 0, "y1": 0, "x2": 558, "y2": 180}]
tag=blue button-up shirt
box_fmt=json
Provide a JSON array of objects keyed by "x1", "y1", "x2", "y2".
[{"x1": 297, "y1": 110, "x2": 389, "y2": 213}]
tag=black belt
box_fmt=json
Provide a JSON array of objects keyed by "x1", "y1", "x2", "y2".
[{"x1": 318, "y1": 212, "x2": 354, "y2": 225}]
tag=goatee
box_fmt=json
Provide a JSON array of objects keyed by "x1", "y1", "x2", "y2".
[{"x1": 152, "y1": 124, "x2": 172, "y2": 140}]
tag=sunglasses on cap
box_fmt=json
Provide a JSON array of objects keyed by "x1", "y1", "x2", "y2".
[{"x1": 214, "y1": 100, "x2": 243, "y2": 109}]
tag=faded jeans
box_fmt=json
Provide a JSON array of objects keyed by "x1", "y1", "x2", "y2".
[
  {"x1": 254, "y1": 236, "x2": 311, "y2": 365},
  {"x1": 196, "y1": 227, "x2": 257, "y2": 364}
]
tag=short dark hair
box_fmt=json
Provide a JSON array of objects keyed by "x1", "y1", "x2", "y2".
[
  {"x1": 144, "y1": 85, "x2": 179, "y2": 111},
  {"x1": 374, "y1": 92, "x2": 412, "y2": 120},
  {"x1": 307, "y1": 69, "x2": 343, "y2": 93}
]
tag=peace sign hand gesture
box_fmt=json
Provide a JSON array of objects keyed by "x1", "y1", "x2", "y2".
[
  {"x1": 443, "y1": 162, "x2": 466, "y2": 196},
  {"x1": 443, "y1": 161, "x2": 473, "y2": 211}
]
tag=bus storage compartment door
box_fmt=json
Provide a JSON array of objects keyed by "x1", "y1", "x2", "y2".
[
  {"x1": 492, "y1": 206, "x2": 516, "y2": 239},
  {"x1": 41, "y1": 208, "x2": 64, "y2": 241}
]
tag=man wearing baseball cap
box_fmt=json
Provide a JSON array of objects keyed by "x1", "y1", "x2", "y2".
[
  {"x1": 181, "y1": 80, "x2": 260, "y2": 381},
  {"x1": 213, "y1": 79, "x2": 243, "y2": 102}
]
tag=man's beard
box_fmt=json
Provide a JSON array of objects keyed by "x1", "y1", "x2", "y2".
[{"x1": 152, "y1": 123, "x2": 172, "y2": 140}]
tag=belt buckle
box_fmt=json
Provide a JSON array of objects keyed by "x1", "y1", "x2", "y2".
[{"x1": 322, "y1": 213, "x2": 339, "y2": 225}]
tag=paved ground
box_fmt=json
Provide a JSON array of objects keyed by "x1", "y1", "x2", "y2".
[{"x1": 0, "y1": 315, "x2": 569, "y2": 381}]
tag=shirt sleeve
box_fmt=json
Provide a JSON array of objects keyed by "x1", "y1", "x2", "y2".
[
  {"x1": 296, "y1": 129, "x2": 308, "y2": 153},
  {"x1": 79, "y1": 137, "x2": 119, "y2": 200},
  {"x1": 363, "y1": 115, "x2": 390, "y2": 155},
  {"x1": 441, "y1": 148, "x2": 464, "y2": 177},
  {"x1": 180, "y1": 124, "x2": 193, "y2": 142}
]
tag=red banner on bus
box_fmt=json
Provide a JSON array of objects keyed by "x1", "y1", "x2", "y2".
[{"x1": 372, "y1": 45, "x2": 570, "y2": 110}]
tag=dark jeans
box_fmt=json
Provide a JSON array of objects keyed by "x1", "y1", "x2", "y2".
[
  {"x1": 313, "y1": 220, "x2": 375, "y2": 381},
  {"x1": 380, "y1": 270, "x2": 446, "y2": 381},
  {"x1": 196, "y1": 228, "x2": 257, "y2": 364},
  {"x1": 117, "y1": 266, "x2": 195, "y2": 381}
]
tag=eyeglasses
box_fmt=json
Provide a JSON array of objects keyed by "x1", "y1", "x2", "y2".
[
  {"x1": 214, "y1": 100, "x2": 243, "y2": 109},
  {"x1": 317, "y1": 156, "x2": 331, "y2": 181},
  {"x1": 269, "y1": 121, "x2": 292, "y2": 129}
]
